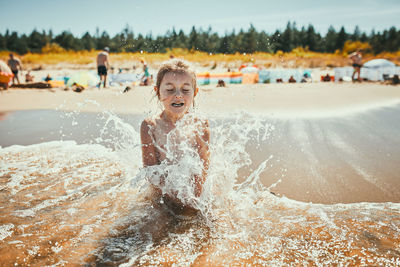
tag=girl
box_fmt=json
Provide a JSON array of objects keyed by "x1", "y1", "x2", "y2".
[{"x1": 140, "y1": 59, "x2": 210, "y2": 211}]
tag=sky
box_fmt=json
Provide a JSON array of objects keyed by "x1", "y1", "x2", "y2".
[{"x1": 1, "y1": 0, "x2": 399, "y2": 37}]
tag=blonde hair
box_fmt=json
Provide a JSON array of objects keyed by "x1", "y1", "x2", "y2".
[{"x1": 155, "y1": 59, "x2": 197, "y2": 98}]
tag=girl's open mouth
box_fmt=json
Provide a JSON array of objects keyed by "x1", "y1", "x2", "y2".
[{"x1": 171, "y1": 103, "x2": 184, "y2": 107}]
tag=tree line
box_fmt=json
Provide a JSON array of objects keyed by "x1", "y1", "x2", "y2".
[{"x1": 1, "y1": 22, "x2": 399, "y2": 55}]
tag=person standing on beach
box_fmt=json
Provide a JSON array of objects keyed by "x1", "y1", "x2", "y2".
[
  {"x1": 349, "y1": 50, "x2": 362, "y2": 82},
  {"x1": 7, "y1": 53, "x2": 22, "y2": 85},
  {"x1": 97, "y1": 47, "x2": 110, "y2": 88},
  {"x1": 140, "y1": 58, "x2": 150, "y2": 86}
]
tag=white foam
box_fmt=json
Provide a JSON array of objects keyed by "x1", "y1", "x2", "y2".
[{"x1": 0, "y1": 224, "x2": 14, "y2": 241}]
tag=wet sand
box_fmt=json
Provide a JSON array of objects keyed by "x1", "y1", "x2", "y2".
[
  {"x1": 1, "y1": 82, "x2": 400, "y2": 265},
  {"x1": 1, "y1": 100, "x2": 400, "y2": 204},
  {"x1": 1, "y1": 83, "x2": 400, "y2": 204}
]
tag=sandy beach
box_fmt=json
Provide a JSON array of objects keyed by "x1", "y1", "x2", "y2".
[{"x1": 1, "y1": 82, "x2": 400, "y2": 116}]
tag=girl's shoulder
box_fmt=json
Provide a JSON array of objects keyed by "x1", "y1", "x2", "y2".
[
  {"x1": 141, "y1": 117, "x2": 156, "y2": 126},
  {"x1": 140, "y1": 117, "x2": 157, "y2": 136}
]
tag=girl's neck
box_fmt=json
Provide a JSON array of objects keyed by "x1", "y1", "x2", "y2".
[{"x1": 161, "y1": 110, "x2": 183, "y2": 126}]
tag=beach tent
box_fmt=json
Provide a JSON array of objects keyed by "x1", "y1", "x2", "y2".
[
  {"x1": 240, "y1": 66, "x2": 259, "y2": 73},
  {"x1": 209, "y1": 72, "x2": 232, "y2": 84},
  {"x1": 335, "y1": 62, "x2": 400, "y2": 82},
  {"x1": 240, "y1": 66, "x2": 259, "y2": 84},
  {"x1": 363, "y1": 59, "x2": 396, "y2": 68},
  {"x1": 361, "y1": 59, "x2": 399, "y2": 81},
  {"x1": 334, "y1": 67, "x2": 353, "y2": 82},
  {"x1": 259, "y1": 69, "x2": 303, "y2": 83},
  {"x1": 66, "y1": 71, "x2": 99, "y2": 88},
  {"x1": 197, "y1": 72, "x2": 243, "y2": 85},
  {"x1": 258, "y1": 69, "x2": 271, "y2": 83},
  {"x1": 197, "y1": 72, "x2": 210, "y2": 85},
  {"x1": 109, "y1": 73, "x2": 139, "y2": 84},
  {"x1": 230, "y1": 72, "x2": 242, "y2": 84}
]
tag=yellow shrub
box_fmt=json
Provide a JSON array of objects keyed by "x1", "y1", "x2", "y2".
[
  {"x1": 41, "y1": 43, "x2": 66, "y2": 54},
  {"x1": 343, "y1": 41, "x2": 372, "y2": 55}
]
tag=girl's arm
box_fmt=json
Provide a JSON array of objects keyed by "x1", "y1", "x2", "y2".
[
  {"x1": 140, "y1": 119, "x2": 158, "y2": 167},
  {"x1": 194, "y1": 119, "x2": 210, "y2": 197},
  {"x1": 141, "y1": 119, "x2": 164, "y2": 196}
]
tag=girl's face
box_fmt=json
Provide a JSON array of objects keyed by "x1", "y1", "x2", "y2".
[{"x1": 158, "y1": 72, "x2": 197, "y2": 119}]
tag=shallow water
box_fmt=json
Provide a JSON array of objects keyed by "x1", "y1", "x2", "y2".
[{"x1": 1, "y1": 104, "x2": 400, "y2": 266}]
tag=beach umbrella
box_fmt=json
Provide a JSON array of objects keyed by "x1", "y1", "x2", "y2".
[
  {"x1": 0, "y1": 60, "x2": 12, "y2": 73},
  {"x1": 363, "y1": 59, "x2": 396, "y2": 68},
  {"x1": 66, "y1": 71, "x2": 99, "y2": 88}
]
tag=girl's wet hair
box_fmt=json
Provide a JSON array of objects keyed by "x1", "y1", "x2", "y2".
[{"x1": 155, "y1": 59, "x2": 197, "y2": 98}]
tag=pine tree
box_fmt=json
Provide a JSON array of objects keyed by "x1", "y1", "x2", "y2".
[
  {"x1": 0, "y1": 33, "x2": 6, "y2": 51},
  {"x1": 324, "y1": 26, "x2": 337, "y2": 52},
  {"x1": 351, "y1": 26, "x2": 361, "y2": 41},
  {"x1": 28, "y1": 29, "x2": 46, "y2": 53},
  {"x1": 81, "y1": 32, "x2": 96, "y2": 51},
  {"x1": 54, "y1": 31, "x2": 81, "y2": 50},
  {"x1": 335, "y1": 26, "x2": 347, "y2": 51},
  {"x1": 188, "y1": 26, "x2": 199, "y2": 51},
  {"x1": 281, "y1": 22, "x2": 294, "y2": 52}
]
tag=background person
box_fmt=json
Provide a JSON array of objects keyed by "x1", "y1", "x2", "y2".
[
  {"x1": 97, "y1": 47, "x2": 110, "y2": 88},
  {"x1": 25, "y1": 71, "x2": 34, "y2": 82},
  {"x1": 7, "y1": 53, "x2": 22, "y2": 85},
  {"x1": 349, "y1": 50, "x2": 362, "y2": 81},
  {"x1": 140, "y1": 58, "x2": 150, "y2": 86}
]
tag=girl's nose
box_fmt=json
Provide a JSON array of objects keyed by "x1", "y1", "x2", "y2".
[{"x1": 175, "y1": 90, "x2": 183, "y2": 98}]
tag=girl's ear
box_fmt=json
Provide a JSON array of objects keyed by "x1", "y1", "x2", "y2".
[
  {"x1": 154, "y1": 86, "x2": 160, "y2": 98},
  {"x1": 194, "y1": 87, "x2": 199, "y2": 97}
]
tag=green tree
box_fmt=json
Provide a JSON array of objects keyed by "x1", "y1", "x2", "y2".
[
  {"x1": 217, "y1": 34, "x2": 230, "y2": 54},
  {"x1": 188, "y1": 26, "x2": 199, "y2": 50},
  {"x1": 335, "y1": 26, "x2": 347, "y2": 51},
  {"x1": 256, "y1": 31, "x2": 272, "y2": 53},
  {"x1": 28, "y1": 29, "x2": 47, "y2": 52},
  {"x1": 270, "y1": 30, "x2": 282, "y2": 52},
  {"x1": 351, "y1": 26, "x2": 361, "y2": 41},
  {"x1": 324, "y1": 26, "x2": 337, "y2": 52},
  {"x1": 281, "y1": 22, "x2": 294, "y2": 52},
  {"x1": 305, "y1": 24, "x2": 318, "y2": 51},
  {"x1": 385, "y1": 27, "x2": 398, "y2": 52},
  {"x1": 81, "y1": 32, "x2": 96, "y2": 51},
  {"x1": 54, "y1": 31, "x2": 81, "y2": 50},
  {"x1": 96, "y1": 31, "x2": 110, "y2": 50},
  {"x1": 0, "y1": 33, "x2": 6, "y2": 51}
]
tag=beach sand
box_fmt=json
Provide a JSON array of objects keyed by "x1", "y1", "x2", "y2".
[{"x1": 1, "y1": 82, "x2": 400, "y2": 116}]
